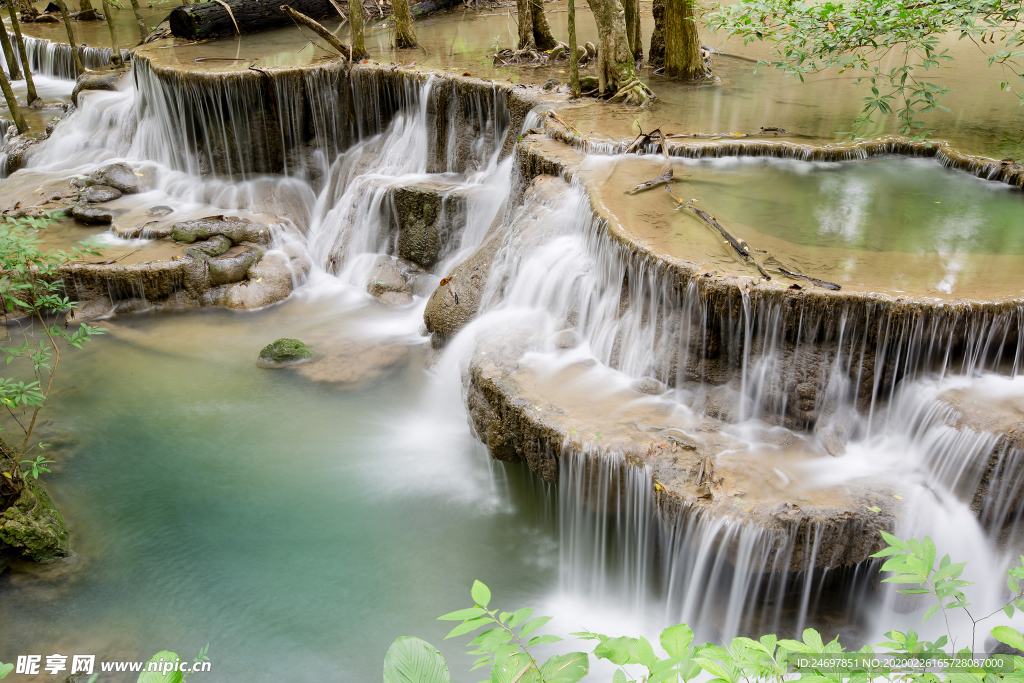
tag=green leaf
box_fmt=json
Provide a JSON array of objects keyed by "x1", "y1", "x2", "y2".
[
  {"x1": 383, "y1": 637, "x2": 451, "y2": 683},
  {"x1": 137, "y1": 652, "x2": 183, "y2": 683},
  {"x1": 528, "y1": 635, "x2": 563, "y2": 647},
  {"x1": 508, "y1": 608, "x2": 534, "y2": 628},
  {"x1": 491, "y1": 651, "x2": 539, "y2": 683},
  {"x1": 445, "y1": 617, "x2": 493, "y2": 639},
  {"x1": 472, "y1": 580, "x2": 492, "y2": 608},
  {"x1": 612, "y1": 671, "x2": 627, "y2": 683},
  {"x1": 539, "y1": 652, "x2": 589, "y2": 683},
  {"x1": 0, "y1": 663, "x2": 13, "y2": 680},
  {"x1": 661, "y1": 624, "x2": 694, "y2": 658},
  {"x1": 519, "y1": 616, "x2": 553, "y2": 638},
  {"x1": 991, "y1": 626, "x2": 1024, "y2": 652},
  {"x1": 438, "y1": 607, "x2": 487, "y2": 621},
  {"x1": 923, "y1": 604, "x2": 940, "y2": 622}
]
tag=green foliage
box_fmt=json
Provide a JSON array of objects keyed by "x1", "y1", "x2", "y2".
[
  {"x1": 0, "y1": 661, "x2": 12, "y2": 679},
  {"x1": 137, "y1": 652, "x2": 182, "y2": 683},
  {"x1": 19, "y1": 454, "x2": 54, "y2": 480},
  {"x1": 436, "y1": 581, "x2": 589, "y2": 683},
  {"x1": 708, "y1": 0, "x2": 1024, "y2": 138},
  {"x1": 0, "y1": 212, "x2": 103, "y2": 485},
  {"x1": 384, "y1": 637, "x2": 451, "y2": 683},
  {"x1": 388, "y1": 534, "x2": 1024, "y2": 682}
]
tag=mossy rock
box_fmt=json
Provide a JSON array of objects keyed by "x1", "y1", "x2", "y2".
[
  {"x1": 0, "y1": 475, "x2": 70, "y2": 563},
  {"x1": 257, "y1": 338, "x2": 314, "y2": 367}
]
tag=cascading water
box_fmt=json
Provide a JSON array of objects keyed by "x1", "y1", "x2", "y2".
[{"x1": 10, "y1": 39, "x2": 1024, "y2": 657}]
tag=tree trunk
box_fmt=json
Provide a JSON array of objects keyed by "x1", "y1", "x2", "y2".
[
  {"x1": 79, "y1": 0, "x2": 94, "y2": 11},
  {"x1": 664, "y1": 0, "x2": 708, "y2": 79},
  {"x1": 349, "y1": 0, "x2": 367, "y2": 59},
  {"x1": 585, "y1": 0, "x2": 652, "y2": 104},
  {"x1": 5, "y1": 0, "x2": 36, "y2": 104},
  {"x1": 99, "y1": 0, "x2": 124, "y2": 67},
  {"x1": 648, "y1": 0, "x2": 663, "y2": 67},
  {"x1": 622, "y1": 0, "x2": 641, "y2": 61},
  {"x1": 516, "y1": 0, "x2": 534, "y2": 50},
  {"x1": 0, "y1": 15, "x2": 21, "y2": 80},
  {"x1": 568, "y1": 0, "x2": 580, "y2": 97},
  {"x1": 392, "y1": 0, "x2": 416, "y2": 48},
  {"x1": 170, "y1": 0, "x2": 341, "y2": 40},
  {"x1": 530, "y1": 0, "x2": 556, "y2": 50},
  {"x1": 56, "y1": 0, "x2": 84, "y2": 76},
  {"x1": 0, "y1": 59, "x2": 27, "y2": 133},
  {"x1": 128, "y1": 0, "x2": 147, "y2": 41}
]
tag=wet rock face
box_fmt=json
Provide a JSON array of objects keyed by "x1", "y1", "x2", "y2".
[
  {"x1": 183, "y1": 235, "x2": 232, "y2": 260},
  {"x1": 258, "y1": 338, "x2": 314, "y2": 366},
  {"x1": 168, "y1": 216, "x2": 273, "y2": 245},
  {"x1": 222, "y1": 251, "x2": 295, "y2": 310},
  {"x1": 367, "y1": 256, "x2": 426, "y2": 306},
  {"x1": 392, "y1": 184, "x2": 466, "y2": 269},
  {"x1": 69, "y1": 203, "x2": 121, "y2": 224},
  {"x1": 80, "y1": 184, "x2": 122, "y2": 203},
  {"x1": 71, "y1": 67, "x2": 129, "y2": 106},
  {"x1": 465, "y1": 331, "x2": 897, "y2": 571},
  {"x1": 208, "y1": 246, "x2": 262, "y2": 286},
  {"x1": 0, "y1": 478, "x2": 70, "y2": 564}
]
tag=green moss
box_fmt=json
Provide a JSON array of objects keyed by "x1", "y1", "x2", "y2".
[
  {"x1": 259, "y1": 338, "x2": 314, "y2": 364},
  {"x1": 0, "y1": 454, "x2": 70, "y2": 563}
]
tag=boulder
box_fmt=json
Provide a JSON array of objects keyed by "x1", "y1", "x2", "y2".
[
  {"x1": 224, "y1": 251, "x2": 294, "y2": 309},
  {"x1": 392, "y1": 184, "x2": 465, "y2": 269},
  {"x1": 70, "y1": 203, "x2": 120, "y2": 225},
  {"x1": 0, "y1": 479, "x2": 70, "y2": 563},
  {"x1": 183, "y1": 235, "x2": 232, "y2": 260},
  {"x1": 208, "y1": 246, "x2": 261, "y2": 286},
  {"x1": 170, "y1": 216, "x2": 272, "y2": 245},
  {"x1": 93, "y1": 162, "x2": 140, "y2": 194},
  {"x1": 257, "y1": 338, "x2": 314, "y2": 366},
  {"x1": 80, "y1": 184, "x2": 122, "y2": 203},
  {"x1": 367, "y1": 256, "x2": 417, "y2": 306}
]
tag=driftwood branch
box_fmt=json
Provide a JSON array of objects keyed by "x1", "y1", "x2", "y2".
[
  {"x1": 778, "y1": 268, "x2": 841, "y2": 291},
  {"x1": 627, "y1": 167, "x2": 673, "y2": 194},
  {"x1": 281, "y1": 4, "x2": 350, "y2": 58}
]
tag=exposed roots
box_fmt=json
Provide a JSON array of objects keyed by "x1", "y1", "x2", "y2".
[
  {"x1": 492, "y1": 42, "x2": 596, "y2": 68},
  {"x1": 608, "y1": 78, "x2": 655, "y2": 106}
]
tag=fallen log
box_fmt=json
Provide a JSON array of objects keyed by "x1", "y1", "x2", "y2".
[
  {"x1": 778, "y1": 268, "x2": 841, "y2": 291},
  {"x1": 410, "y1": 0, "x2": 462, "y2": 16},
  {"x1": 170, "y1": 0, "x2": 342, "y2": 40},
  {"x1": 281, "y1": 5, "x2": 350, "y2": 58},
  {"x1": 686, "y1": 206, "x2": 750, "y2": 260}
]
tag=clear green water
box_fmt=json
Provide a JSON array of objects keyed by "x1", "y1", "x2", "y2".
[
  {"x1": 678, "y1": 157, "x2": 1024, "y2": 255},
  {"x1": 0, "y1": 299, "x2": 558, "y2": 682}
]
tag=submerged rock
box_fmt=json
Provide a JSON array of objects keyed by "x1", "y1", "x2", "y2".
[{"x1": 258, "y1": 338, "x2": 314, "y2": 366}]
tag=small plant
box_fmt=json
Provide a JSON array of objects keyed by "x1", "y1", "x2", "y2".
[
  {"x1": 491, "y1": 35, "x2": 503, "y2": 53},
  {"x1": 0, "y1": 212, "x2": 103, "y2": 504},
  {"x1": 386, "y1": 533, "x2": 1024, "y2": 682},
  {"x1": 19, "y1": 454, "x2": 54, "y2": 480}
]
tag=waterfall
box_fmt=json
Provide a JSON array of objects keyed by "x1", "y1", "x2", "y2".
[
  {"x1": 5, "y1": 36, "x2": 129, "y2": 80},
  {"x1": 17, "y1": 46, "x2": 1024, "y2": 649}
]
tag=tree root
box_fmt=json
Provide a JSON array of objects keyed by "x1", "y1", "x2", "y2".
[{"x1": 608, "y1": 78, "x2": 655, "y2": 106}]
